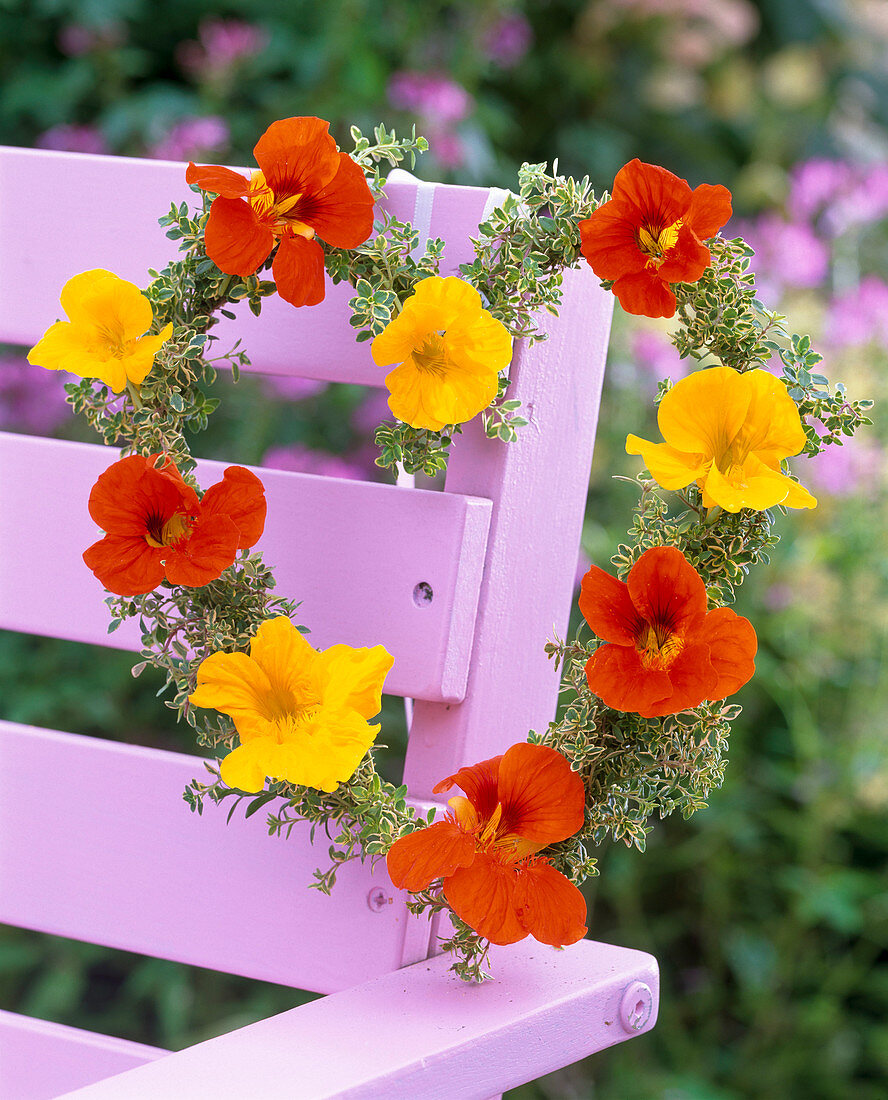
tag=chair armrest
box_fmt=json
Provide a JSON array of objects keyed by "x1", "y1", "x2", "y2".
[{"x1": 57, "y1": 938, "x2": 658, "y2": 1099}]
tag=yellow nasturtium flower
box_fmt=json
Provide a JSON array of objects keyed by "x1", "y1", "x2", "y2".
[
  {"x1": 189, "y1": 616, "x2": 394, "y2": 794},
  {"x1": 27, "y1": 269, "x2": 173, "y2": 393},
  {"x1": 626, "y1": 366, "x2": 817, "y2": 512},
  {"x1": 371, "y1": 275, "x2": 512, "y2": 431}
]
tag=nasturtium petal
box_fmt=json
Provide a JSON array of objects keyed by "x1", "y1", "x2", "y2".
[
  {"x1": 205, "y1": 196, "x2": 275, "y2": 276},
  {"x1": 695, "y1": 606, "x2": 757, "y2": 699},
  {"x1": 185, "y1": 163, "x2": 250, "y2": 198},
  {"x1": 578, "y1": 205, "x2": 646, "y2": 281},
  {"x1": 320, "y1": 642, "x2": 394, "y2": 718},
  {"x1": 82, "y1": 534, "x2": 166, "y2": 597},
  {"x1": 304, "y1": 151, "x2": 375, "y2": 248},
  {"x1": 625, "y1": 434, "x2": 708, "y2": 490},
  {"x1": 199, "y1": 465, "x2": 267, "y2": 548},
  {"x1": 220, "y1": 740, "x2": 273, "y2": 792},
  {"x1": 189, "y1": 650, "x2": 276, "y2": 737},
  {"x1": 585, "y1": 642, "x2": 673, "y2": 714},
  {"x1": 252, "y1": 116, "x2": 341, "y2": 197},
  {"x1": 384, "y1": 361, "x2": 448, "y2": 430},
  {"x1": 732, "y1": 368, "x2": 808, "y2": 459},
  {"x1": 162, "y1": 512, "x2": 239, "y2": 588},
  {"x1": 612, "y1": 271, "x2": 677, "y2": 318},
  {"x1": 371, "y1": 316, "x2": 422, "y2": 368},
  {"x1": 701, "y1": 458, "x2": 791, "y2": 512},
  {"x1": 657, "y1": 367, "x2": 750, "y2": 457},
  {"x1": 685, "y1": 183, "x2": 733, "y2": 240},
  {"x1": 641, "y1": 641, "x2": 718, "y2": 718},
  {"x1": 496, "y1": 743, "x2": 585, "y2": 846},
  {"x1": 627, "y1": 545, "x2": 708, "y2": 635},
  {"x1": 289, "y1": 710, "x2": 379, "y2": 792},
  {"x1": 272, "y1": 234, "x2": 326, "y2": 307},
  {"x1": 248, "y1": 616, "x2": 320, "y2": 699},
  {"x1": 578, "y1": 564, "x2": 640, "y2": 645},
  {"x1": 387, "y1": 820, "x2": 476, "y2": 892},
  {"x1": 433, "y1": 755, "x2": 503, "y2": 820},
  {"x1": 26, "y1": 321, "x2": 79, "y2": 372},
  {"x1": 444, "y1": 853, "x2": 528, "y2": 946},
  {"x1": 656, "y1": 224, "x2": 711, "y2": 284},
  {"x1": 513, "y1": 859, "x2": 587, "y2": 947}
]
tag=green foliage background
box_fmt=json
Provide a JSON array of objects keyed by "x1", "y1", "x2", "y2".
[{"x1": 1, "y1": 1, "x2": 887, "y2": 1097}]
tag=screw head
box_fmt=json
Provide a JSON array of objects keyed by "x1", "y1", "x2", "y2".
[
  {"x1": 619, "y1": 980, "x2": 654, "y2": 1032},
  {"x1": 367, "y1": 887, "x2": 390, "y2": 912}
]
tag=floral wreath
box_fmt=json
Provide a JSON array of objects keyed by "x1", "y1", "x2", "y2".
[{"x1": 28, "y1": 117, "x2": 873, "y2": 981}]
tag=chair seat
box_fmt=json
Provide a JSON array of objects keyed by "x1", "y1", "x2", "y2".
[{"x1": 50, "y1": 938, "x2": 657, "y2": 1099}]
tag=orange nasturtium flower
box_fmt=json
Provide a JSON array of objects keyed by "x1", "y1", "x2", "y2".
[
  {"x1": 189, "y1": 616, "x2": 394, "y2": 793},
  {"x1": 387, "y1": 743, "x2": 587, "y2": 947},
  {"x1": 83, "y1": 454, "x2": 266, "y2": 596},
  {"x1": 186, "y1": 116, "x2": 375, "y2": 308},
  {"x1": 580, "y1": 546, "x2": 757, "y2": 719},
  {"x1": 578, "y1": 159, "x2": 732, "y2": 318},
  {"x1": 626, "y1": 366, "x2": 817, "y2": 512},
  {"x1": 27, "y1": 269, "x2": 173, "y2": 392},
  {"x1": 371, "y1": 275, "x2": 513, "y2": 431}
]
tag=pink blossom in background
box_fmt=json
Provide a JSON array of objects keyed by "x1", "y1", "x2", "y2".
[
  {"x1": 631, "y1": 329, "x2": 690, "y2": 386},
  {"x1": 387, "y1": 72, "x2": 472, "y2": 123},
  {"x1": 788, "y1": 159, "x2": 854, "y2": 223},
  {"x1": 732, "y1": 214, "x2": 829, "y2": 301},
  {"x1": 423, "y1": 125, "x2": 466, "y2": 170},
  {"x1": 825, "y1": 276, "x2": 888, "y2": 349},
  {"x1": 35, "y1": 124, "x2": 108, "y2": 155},
  {"x1": 149, "y1": 117, "x2": 229, "y2": 162},
  {"x1": 351, "y1": 389, "x2": 392, "y2": 436},
  {"x1": 826, "y1": 163, "x2": 888, "y2": 235},
  {"x1": 57, "y1": 22, "x2": 126, "y2": 57},
  {"x1": 0, "y1": 356, "x2": 71, "y2": 435},
  {"x1": 483, "y1": 14, "x2": 533, "y2": 67},
  {"x1": 262, "y1": 443, "x2": 367, "y2": 481},
  {"x1": 788, "y1": 158, "x2": 888, "y2": 235},
  {"x1": 798, "y1": 430, "x2": 884, "y2": 497},
  {"x1": 177, "y1": 18, "x2": 267, "y2": 79},
  {"x1": 260, "y1": 375, "x2": 329, "y2": 401}
]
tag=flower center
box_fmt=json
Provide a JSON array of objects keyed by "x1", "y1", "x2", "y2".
[
  {"x1": 635, "y1": 621, "x2": 684, "y2": 670},
  {"x1": 144, "y1": 511, "x2": 191, "y2": 548},
  {"x1": 248, "y1": 170, "x2": 315, "y2": 240},
  {"x1": 411, "y1": 333, "x2": 449, "y2": 376},
  {"x1": 637, "y1": 219, "x2": 682, "y2": 265}
]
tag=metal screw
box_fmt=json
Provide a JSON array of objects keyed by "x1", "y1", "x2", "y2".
[
  {"x1": 367, "y1": 887, "x2": 390, "y2": 912},
  {"x1": 619, "y1": 981, "x2": 653, "y2": 1032}
]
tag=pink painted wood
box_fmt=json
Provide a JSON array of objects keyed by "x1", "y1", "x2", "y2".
[
  {"x1": 0, "y1": 1010, "x2": 166, "y2": 1100},
  {"x1": 0, "y1": 146, "x2": 490, "y2": 384},
  {"x1": 0, "y1": 721, "x2": 431, "y2": 993},
  {"x1": 405, "y1": 261, "x2": 613, "y2": 796},
  {"x1": 0, "y1": 434, "x2": 491, "y2": 703},
  {"x1": 51, "y1": 940, "x2": 658, "y2": 1100},
  {"x1": 0, "y1": 145, "x2": 658, "y2": 1098}
]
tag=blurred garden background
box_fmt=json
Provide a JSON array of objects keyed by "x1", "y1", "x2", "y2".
[{"x1": 1, "y1": 0, "x2": 887, "y2": 1096}]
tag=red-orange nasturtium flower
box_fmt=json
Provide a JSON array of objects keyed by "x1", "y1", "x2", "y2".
[
  {"x1": 578, "y1": 159, "x2": 733, "y2": 318},
  {"x1": 83, "y1": 454, "x2": 266, "y2": 596},
  {"x1": 580, "y1": 546, "x2": 757, "y2": 719},
  {"x1": 387, "y1": 743, "x2": 587, "y2": 947},
  {"x1": 186, "y1": 116, "x2": 375, "y2": 308}
]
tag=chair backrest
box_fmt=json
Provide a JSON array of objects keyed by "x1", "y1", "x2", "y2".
[{"x1": 0, "y1": 146, "x2": 613, "y2": 996}]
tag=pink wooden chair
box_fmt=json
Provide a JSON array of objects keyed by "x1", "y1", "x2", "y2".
[{"x1": 0, "y1": 145, "x2": 658, "y2": 1099}]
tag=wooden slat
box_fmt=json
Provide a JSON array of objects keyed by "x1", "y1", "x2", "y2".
[
  {"x1": 53, "y1": 939, "x2": 658, "y2": 1099},
  {"x1": 0, "y1": 721, "x2": 435, "y2": 994},
  {"x1": 0, "y1": 145, "x2": 492, "y2": 384},
  {"x1": 405, "y1": 262, "x2": 614, "y2": 793},
  {"x1": 0, "y1": 433, "x2": 491, "y2": 704},
  {"x1": 0, "y1": 1010, "x2": 167, "y2": 1100}
]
